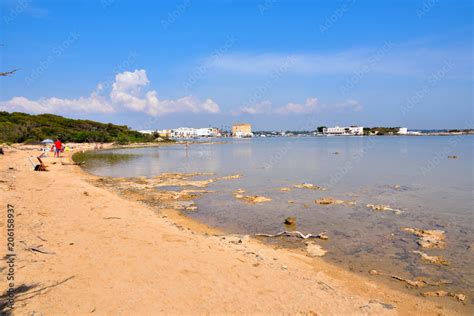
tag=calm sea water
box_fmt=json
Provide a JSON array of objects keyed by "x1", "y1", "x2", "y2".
[{"x1": 82, "y1": 136, "x2": 474, "y2": 303}]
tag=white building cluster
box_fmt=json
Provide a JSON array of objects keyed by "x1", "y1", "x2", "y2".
[
  {"x1": 145, "y1": 127, "x2": 222, "y2": 139},
  {"x1": 323, "y1": 126, "x2": 364, "y2": 135}
]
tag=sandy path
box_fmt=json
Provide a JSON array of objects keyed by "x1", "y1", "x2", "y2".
[{"x1": 0, "y1": 145, "x2": 457, "y2": 315}]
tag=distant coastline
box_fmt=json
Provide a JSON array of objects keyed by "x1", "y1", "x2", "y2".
[{"x1": 1, "y1": 112, "x2": 473, "y2": 145}]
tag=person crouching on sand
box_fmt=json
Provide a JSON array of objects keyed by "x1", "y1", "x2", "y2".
[{"x1": 54, "y1": 138, "x2": 63, "y2": 158}]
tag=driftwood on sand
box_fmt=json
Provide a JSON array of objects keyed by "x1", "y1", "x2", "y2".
[{"x1": 256, "y1": 231, "x2": 328, "y2": 240}]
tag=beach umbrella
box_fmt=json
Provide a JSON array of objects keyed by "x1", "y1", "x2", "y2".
[{"x1": 41, "y1": 139, "x2": 54, "y2": 144}]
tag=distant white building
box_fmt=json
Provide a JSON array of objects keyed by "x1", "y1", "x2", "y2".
[
  {"x1": 398, "y1": 127, "x2": 408, "y2": 135},
  {"x1": 196, "y1": 127, "x2": 221, "y2": 137},
  {"x1": 324, "y1": 126, "x2": 345, "y2": 134},
  {"x1": 323, "y1": 126, "x2": 364, "y2": 135},
  {"x1": 171, "y1": 127, "x2": 197, "y2": 138},
  {"x1": 138, "y1": 130, "x2": 157, "y2": 135},
  {"x1": 170, "y1": 127, "x2": 221, "y2": 138},
  {"x1": 348, "y1": 126, "x2": 364, "y2": 135}
]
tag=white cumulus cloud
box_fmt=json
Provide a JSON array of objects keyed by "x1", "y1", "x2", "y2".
[
  {"x1": 232, "y1": 100, "x2": 273, "y2": 115},
  {"x1": 1, "y1": 86, "x2": 114, "y2": 114},
  {"x1": 275, "y1": 97, "x2": 319, "y2": 115},
  {"x1": 1, "y1": 69, "x2": 220, "y2": 117}
]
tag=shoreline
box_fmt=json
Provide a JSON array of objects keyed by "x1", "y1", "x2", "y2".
[{"x1": 0, "y1": 143, "x2": 467, "y2": 314}]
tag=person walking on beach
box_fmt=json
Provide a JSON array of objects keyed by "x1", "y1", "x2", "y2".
[{"x1": 54, "y1": 138, "x2": 63, "y2": 158}]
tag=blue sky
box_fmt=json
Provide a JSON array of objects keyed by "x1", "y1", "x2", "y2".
[{"x1": 0, "y1": 0, "x2": 472, "y2": 130}]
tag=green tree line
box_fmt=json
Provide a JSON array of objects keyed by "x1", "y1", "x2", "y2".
[{"x1": 0, "y1": 112, "x2": 161, "y2": 144}]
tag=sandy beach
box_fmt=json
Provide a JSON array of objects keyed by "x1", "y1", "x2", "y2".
[{"x1": 0, "y1": 144, "x2": 463, "y2": 315}]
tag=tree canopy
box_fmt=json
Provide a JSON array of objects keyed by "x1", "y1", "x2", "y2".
[{"x1": 0, "y1": 112, "x2": 159, "y2": 144}]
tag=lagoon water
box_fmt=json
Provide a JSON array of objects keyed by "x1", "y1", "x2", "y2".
[{"x1": 82, "y1": 136, "x2": 474, "y2": 303}]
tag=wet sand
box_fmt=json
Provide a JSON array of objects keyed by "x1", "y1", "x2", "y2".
[{"x1": 0, "y1": 143, "x2": 467, "y2": 314}]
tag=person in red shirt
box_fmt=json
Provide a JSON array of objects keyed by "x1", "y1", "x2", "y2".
[{"x1": 54, "y1": 139, "x2": 63, "y2": 158}]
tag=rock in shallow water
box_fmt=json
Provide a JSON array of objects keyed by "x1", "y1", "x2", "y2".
[
  {"x1": 293, "y1": 183, "x2": 326, "y2": 190},
  {"x1": 284, "y1": 217, "x2": 296, "y2": 225},
  {"x1": 421, "y1": 290, "x2": 466, "y2": 302},
  {"x1": 366, "y1": 204, "x2": 402, "y2": 214},
  {"x1": 412, "y1": 250, "x2": 448, "y2": 265},
  {"x1": 315, "y1": 197, "x2": 355, "y2": 205},
  {"x1": 232, "y1": 189, "x2": 272, "y2": 203},
  {"x1": 402, "y1": 228, "x2": 446, "y2": 249}
]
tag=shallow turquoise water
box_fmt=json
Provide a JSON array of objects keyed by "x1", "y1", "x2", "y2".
[{"x1": 82, "y1": 136, "x2": 474, "y2": 303}]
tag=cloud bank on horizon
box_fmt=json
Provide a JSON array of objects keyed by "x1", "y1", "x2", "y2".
[
  {"x1": 1, "y1": 69, "x2": 221, "y2": 117},
  {"x1": 2, "y1": 68, "x2": 360, "y2": 118}
]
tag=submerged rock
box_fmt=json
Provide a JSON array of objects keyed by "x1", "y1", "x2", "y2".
[
  {"x1": 305, "y1": 242, "x2": 327, "y2": 257},
  {"x1": 247, "y1": 196, "x2": 272, "y2": 203},
  {"x1": 158, "y1": 172, "x2": 214, "y2": 179},
  {"x1": 315, "y1": 197, "x2": 355, "y2": 206},
  {"x1": 234, "y1": 188, "x2": 246, "y2": 194},
  {"x1": 447, "y1": 155, "x2": 459, "y2": 159},
  {"x1": 412, "y1": 250, "x2": 448, "y2": 265},
  {"x1": 152, "y1": 173, "x2": 240, "y2": 188},
  {"x1": 369, "y1": 270, "x2": 452, "y2": 289},
  {"x1": 421, "y1": 291, "x2": 466, "y2": 302},
  {"x1": 392, "y1": 276, "x2": 427, "y2": 288},
  {"x1": 317, "y1": 232, "x2": 329, "y2": 240},
  {"x1": 367, "y1": 204, "x2": 391, "y2": 211},
  {"x1": 154, "y1": 178, "x2": 215, "y2": 188},
  {"x1": 366, "y1": 204, "x2": 402, "y2": 214},
  {"x1": 402, "y1": 228, "x2": 446, "y2": 249},
  {"x1": 390, "y1": 275, "x2": 451, "y2": 288},
  {"x1": 422, "y1": 290, "x2": 449, "y2": 298},
  {"x1": 232, "y1": 190, "x2": 272, "y2": 204},
  {"x1": 368, "y1": 269, "x2": 380, "y2": 275},
  {"x1": 293, "y1": 183, "x2": 326, "y2": 191},
  {"x1": 284, "y1": 217, "x2": 296, "y2": 225},
  {"x1": 316, "y1": 197, "x2": 344, "y2": 205},
  {"x1": 216, "y1": 174, "x2": 242, "y2": 180},
  {"x1": 93, "y1": 176, "x2": 216, "y2": 212},
  {"x1": 453, "y1": 293, "x2": 467, "y2": 302}
]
